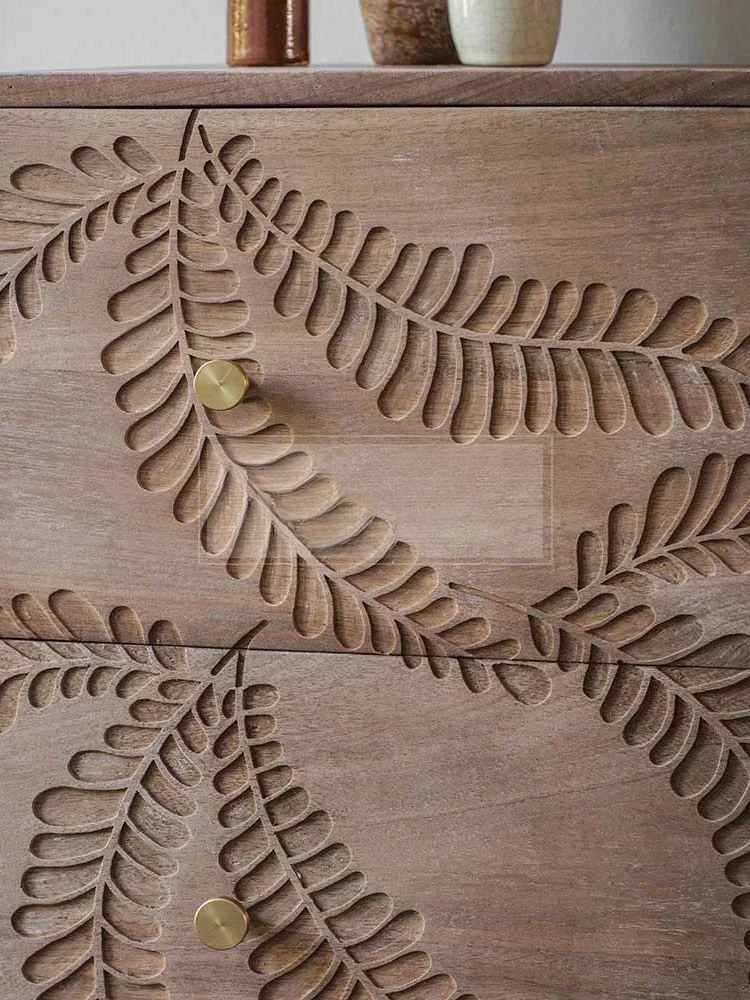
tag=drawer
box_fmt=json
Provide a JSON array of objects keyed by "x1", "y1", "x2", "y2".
[
  {"x1": 0, "y1": 623, "x2": 748, "y2": 999},
  {"x1": 1, "y1": 107, "x2": 749, "y2": 674}
]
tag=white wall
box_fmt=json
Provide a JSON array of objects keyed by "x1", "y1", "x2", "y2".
[{"x1": 1, "y1": 0, "x2": 750, "y2": 71}]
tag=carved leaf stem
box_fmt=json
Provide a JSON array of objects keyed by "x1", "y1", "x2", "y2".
[
  {"x1": 533, "y1": 451, "x2": 750, "y2": 664},
  {"x1": 103, "y1": 117, "x2": 550, "y2": 703},
  {"x1": 211, "y1": 135, "x2": 750, "y2": 442},
  {"x1": 0, "y1": 589, "x2": 187, "y2": 736},
  {"x1": 465, "y1": 620, "x2": 750, "y2": 960},
  {"x1": 213, "y1": 654, "x2": 476, "y2": 1000},
  {"x1": 460, "y1": 457, "x2": 750, "y2": 963},
  {"x1": 588, "y1": 453, "x2": 750, "y2": 590},
  {"x1": 13, "y1": 622, "x2": 267, "y2": 1000},
  {"x1": 580, "y1": 646, "x2": 750, "y2": 963},
  {"x1": 0, "y1": 138, "x2": 165, "y2": 363},
  {"x1": 455, "y1": 451, "x2": 750, "y2": 677},
  {"x1": 14, "y1": 629, "x2": 477, "y2": 1000}
]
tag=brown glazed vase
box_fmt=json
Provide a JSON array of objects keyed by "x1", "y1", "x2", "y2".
[{"x1": 360, "y1": 0, "x2": 459, "y2": 64}]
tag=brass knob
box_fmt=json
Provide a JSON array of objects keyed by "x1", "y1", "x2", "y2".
[
  {"x1": 193, "y1": 360, "x2": 249, "y2": 410},
  {"x1": 193, "y1": 897, "x2": 249, "y2": 950}
]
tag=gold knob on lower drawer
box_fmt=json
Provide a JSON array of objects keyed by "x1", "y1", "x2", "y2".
[
  {"x1": 194, "y1": 897, "x2": 249, "y2": 950},
  {"x1": 193, "y1": 360, "x2": 249, "y2": 410}
]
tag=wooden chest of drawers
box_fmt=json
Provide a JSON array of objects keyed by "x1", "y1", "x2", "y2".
[{"x1": 1, "y1": 67, "x2": 750, "y2": 1000}]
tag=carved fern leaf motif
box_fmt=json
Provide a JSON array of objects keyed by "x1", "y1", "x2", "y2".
[
  {"x1": 517, "y1": 457, "x2": 750, "y2": 958},
  {"x1": 454, "y1": 450, "x2": 750, "y2": 691},
  {"x1": 214, "y1": 658, "x2": 477, "y2": 1000},
  {"x1": 576, "y1": 452, "x2": 750, "y2": 593},
  {"x1": 492, "y1": 459, "x2": 750, "y2": 962},
  {"x1": 522, "y1": 456, "x2": 750, "y2": 825},
  {"x1": 0, "y1": 589, "x2": 185, "y2": 735},
  {"x1": 12, "y1": 623, "x2": 267, "y2": 1000},
  {"x1": 0, "y1": 138, "x2": 164, "y2": 364},
  {"x1": 209, "y1": 136, "x2": 750, "y2": 442},
  {"x1": 581, "y1": 641, "x2": 750, "y2": 954},
  {"x1": 103, "y1": 120, "x2": 550, "y2": 703},
  {"x1": 522, "y1": 451, "x2": 750, "y2": 665}
]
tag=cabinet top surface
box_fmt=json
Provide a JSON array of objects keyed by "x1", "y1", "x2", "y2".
[{"x1": 3, "y1": 65, "x2": 750, "y2": 108}]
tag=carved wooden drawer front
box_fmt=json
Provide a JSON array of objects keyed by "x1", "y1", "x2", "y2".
[{"x1": 1, "y1": 88, "x2": 750, "y2": 1000}]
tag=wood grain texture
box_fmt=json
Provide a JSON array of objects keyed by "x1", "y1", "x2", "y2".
[
  {"x1": 1, "y1": 107, "x2": 750, "y2": 683},
  {"x1": 4, "y1": 66, "x2": 750, "y2": 108},
  {"x1": 1, "y1": 637, "x2": 750, "y2": 999}
]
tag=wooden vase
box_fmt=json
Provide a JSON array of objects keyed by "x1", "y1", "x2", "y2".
[
  {"x1": 448, "y1": 0, "x2": 562, "y2": 66},
  {"x1": 360, "y1": 0, "x2": 459, "y2": 65}
]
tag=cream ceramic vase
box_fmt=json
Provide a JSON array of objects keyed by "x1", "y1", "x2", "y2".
[{"x1": 448, "y1": 0, "x2": 562, "y2": 66}]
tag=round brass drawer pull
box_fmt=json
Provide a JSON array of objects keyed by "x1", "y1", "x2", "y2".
[
  {"x1": 193, "y1": 360, "x2": 249, "y2": 411},
  {"x1": 194, "y1": 897, "x2": 249, "y2": 950}
]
